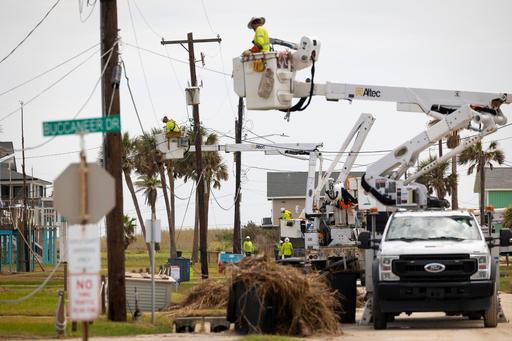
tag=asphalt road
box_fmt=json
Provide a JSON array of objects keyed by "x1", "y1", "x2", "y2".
[{"x1": 36, "y1": 293, "x2": 512, "y2": 341}]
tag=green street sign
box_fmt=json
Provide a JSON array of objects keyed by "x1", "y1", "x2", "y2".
[{"x1": 43, "y1": 116, "x2": 121, "y2": 136}]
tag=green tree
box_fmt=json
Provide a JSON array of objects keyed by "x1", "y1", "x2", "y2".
[
  {"x1": 503, "y1": 206, "x2": 512, "y2": 229},
  {"x1": 174, "y1": 123, "x2": 228, "y2": 263},
  {"x1": 123, "y1": 215, "x2": 137, "y2": 250},
  {"x1": 121, "y1": 132, "x2": 150, "y2": 255},
  {"x1": 415, "y1": 155, "x2": 456, "y2": 201},
  {"x1": 135, "y1": 131, "x2": 177, "y2": 257},
  {"x1": 458, "y1": 141, "x2": 505, "y2": 224},
  {"x1": 135, "y1": 174, "x2": 161, "y2": 251}
]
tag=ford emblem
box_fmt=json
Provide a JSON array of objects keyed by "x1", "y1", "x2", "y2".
[{"x1": 424, "y1": 263, "x2": 445, "y2": 273}]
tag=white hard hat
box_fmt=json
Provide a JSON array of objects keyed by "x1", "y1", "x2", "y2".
[
  {"x1": 246, "y1": 236, "x2": 250, "y2": 240},
  {"x1": 247, "y1": 16, "x2": 266, "y2": 29},
  {"x1": 279, "y1": 240, "x2": 283, "y2": 244},
  {"x1": 280, "y1": 207, "x2": 285, "y2": 212},
  {"x1": 285, "y1": 237, "x2": 290, "y2": 242}
]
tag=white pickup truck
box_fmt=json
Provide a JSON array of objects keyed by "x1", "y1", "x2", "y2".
[{"x1": 358, "y1": 210, "x2": 512, "y2": 329}]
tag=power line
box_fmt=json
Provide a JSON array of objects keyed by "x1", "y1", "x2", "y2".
[
  {"x1": 11, "y1": 41, "x2": 117, "y2": 152},
  {"x1": 0, "y1": 0, "x2": 62, "y2": 65},
  {"x1": 124, "y1": 42, "x2": 230, "y2": 76},
  {"x1": 0, "y1": 43, "x2": 100, "y2": 98},
  {"x1": 0, "y1": 46, "x2": 101, "y2": 122},
  {"x1": 78, "y1": 0, "x2": 97, "y2": 23},
  {"x1": 125, "y1": 0, "x2": 159, "y2": 125}
]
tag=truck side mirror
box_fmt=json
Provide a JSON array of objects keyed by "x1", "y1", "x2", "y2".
[
  {"x1": 500, "y1": 228, "x2": 512, "y2": 247},
  {"x1": 358, "y1": 231, "x2": 371, "y2": 249}
]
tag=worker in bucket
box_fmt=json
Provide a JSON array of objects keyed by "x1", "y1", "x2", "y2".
[
  {"x1": 280, "y1": 207, "x2": 292, "y2": 220},
  {"x1": 162, "y1": 115, "x2": 181, "y2": 148},
  {"x1": 281, "y1": 238, "x2": 293, "y2": 258},
  {"x1": 243, "y1": 236, "x2": 255, "y2": 256},
  {"x1": 242, "y1": 16, "x2": 270, "y2": 56}
]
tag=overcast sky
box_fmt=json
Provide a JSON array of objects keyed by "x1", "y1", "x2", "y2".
[{"x1": 1, "y1": 0, "x2": 511, "y2": 234}]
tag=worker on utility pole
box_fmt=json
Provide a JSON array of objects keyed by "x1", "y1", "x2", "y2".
[
  {"x1": 243, "y1": 236, "x2": 255, "y2": 256},
  {"x1": 243, "y1": 17, "x2": 270, "y2": 56},
  {"x1": 281, "y1": 238, "x2": 293, "y2": 258},
  {"x1": 280, "y1": 207, "x2": 292, "y2": 220}
]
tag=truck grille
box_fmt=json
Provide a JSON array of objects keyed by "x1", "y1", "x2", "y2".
[{"x1": 392, "y1": 254, "x2": 477, "y2": 282}]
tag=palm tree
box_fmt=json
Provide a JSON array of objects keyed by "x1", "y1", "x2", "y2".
[
  {"x1": 174, "y1": 124, "x2": 228, "y2": 263},
  {"x1": 459, "y1": 141, "x2": 505, "y2": 224},
  {"x1": 121, "y1": 132, "x2": 150, "y2": 255},
  {"x1": 135, "y1": 174, "x2": 161, "y2": 250},
  {"x1": 136, "y1": 130, "x2": 177, "y2": 257},
  {"x1": 123, "y1": 215, "x2": 137, "y2": 250},
  {"x1": 416, "y1": 155, "x2": 456, "y2": 202}
]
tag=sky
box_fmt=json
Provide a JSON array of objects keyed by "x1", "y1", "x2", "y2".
[{"x1": 1, "y1": 0, "x2": 512, "y2": 235}]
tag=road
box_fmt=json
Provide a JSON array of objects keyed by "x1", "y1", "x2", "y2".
[{"x1": 36, "y1": 293, "x2": 512, "y2": 341}]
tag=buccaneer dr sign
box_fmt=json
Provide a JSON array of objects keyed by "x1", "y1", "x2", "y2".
[{"x1": 43, "y1": 116, "x2": 120, "y2": 136}]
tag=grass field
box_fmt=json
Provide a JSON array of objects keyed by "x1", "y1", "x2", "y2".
[{"x1": 0, "y1": 239, "x2": 226, "y2": 339}]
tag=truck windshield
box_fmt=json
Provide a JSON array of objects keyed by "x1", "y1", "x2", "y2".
[{"x1": 385, "y1": 216, "x2": 481, "y2": 241}]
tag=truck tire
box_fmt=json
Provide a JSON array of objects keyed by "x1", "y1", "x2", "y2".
[
  {"x1": 373, "y1": 292, "x2": 387, "y2": 330},
  {"x1": 484, "y1": 289, "x2": 498, "y2": 328}
]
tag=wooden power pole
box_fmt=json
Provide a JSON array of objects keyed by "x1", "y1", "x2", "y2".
[
  {"x1": 161, "y1": 33, "x2": 221, "y2": 278},
  {"x1": 233, "y1": 98, "x2": 243, "y2": 254},
  {"x1": 20, "y1": 102, "x2": 30, "y2": 272},
  {"x1": 100, "y1": 0, "x2": 126, "y2": 321}
]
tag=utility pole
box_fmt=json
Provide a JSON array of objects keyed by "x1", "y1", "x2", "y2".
[
  {"x1": 161, "y1": 33, "x2": 221, "y2": 278},
  {"x1": 100, "y1": 0, "x2": 126, "y2": 321},
  {"x1": 233, "y1": 98, "x2": 243, "y2": 254},
  {"x1": 20, "y1": 101, "x2": 29, "y2": 272}
]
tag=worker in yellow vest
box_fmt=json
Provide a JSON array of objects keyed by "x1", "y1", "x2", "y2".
[
  {"x1": 163, "y1": 116, "x2": 181, "y2": 148},
  {"x1": 243, "y1": 17, "x2": 270, "y2": 56},
  {"x1": 280, "y1": 207, "x2": 292, "y2": 220},
  {"x1": 281, "y1": 237, "x2": 293, "y2": 258},
  {"x1": 243, "y1": 236, "x2": 255, "y2": 256}
]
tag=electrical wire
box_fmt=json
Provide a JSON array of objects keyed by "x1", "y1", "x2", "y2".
[
  {"x1": 124, "y1": 43, "x2": 230, "y2": 76},
  {"x1": 0, "y1": 0, "x2": 62, "y2": 65},
  {"x1": 125, "y1": 0, "x2": 159, "y2": 125},
  {"x1": 78, "y1": 0, "x2": 97, "y2": 23},
  {"x1": 0, "y1": 46, "x2": 101, "y2": 122},
  {"x1": 10, "y1": 40, "x2": 117, "y2": 152},
  {"x1": 0, "y1": 259, "x2": 62, "y2": 304},
  {"x1": 210, "y1": 186, "x2": 240, "y2": 211},
  {"x1": 0, "y1": 43, "x2": 100, "y2": 98}
]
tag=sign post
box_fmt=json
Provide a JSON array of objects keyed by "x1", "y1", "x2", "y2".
[
  {"x1": 145, "y1": 219, "x2": 161, "y2": 324},
  {"x1": 50, "y1": 117, "x2": 119, "y2": 340}
]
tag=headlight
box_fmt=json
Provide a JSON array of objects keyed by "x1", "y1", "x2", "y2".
[
  {"x1": 470, "y1": 255, "x2": 490, "y2": 280},
  {"x1": 379, "y1": 255, "x2": 400, "y2": 281}
]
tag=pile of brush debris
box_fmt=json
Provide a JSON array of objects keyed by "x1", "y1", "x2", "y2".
[{"x1": 228, "y1": 256, "x2": 341, "y2": 336}]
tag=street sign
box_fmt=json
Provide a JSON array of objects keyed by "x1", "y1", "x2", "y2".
[
  {"x1": 67, "y1": 225, "x2": 101, "y2": 321},
  {"x1": 67, "y1": 224, "x2": 100, "y2": 273},
  {"x1": 54, "y1": 163, "x2": 115, "y2": 225},
  {"x1": 144, "y1": 219, "x2": 161, "y2": 243},
  {"x1": 43, "y1": 116, "x2": 121, "y2": 136},
  {"x1": 68, "y1": 273, "x2": 101, "y2": 321}
]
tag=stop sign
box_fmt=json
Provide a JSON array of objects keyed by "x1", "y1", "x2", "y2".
[{"x1": 54, "y1": 163, "x2": 115, "y2": 225}]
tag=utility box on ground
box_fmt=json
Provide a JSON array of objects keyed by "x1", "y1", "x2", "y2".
[{"x1": 125, "y1": 276, "x2": 176, "y2": 312}]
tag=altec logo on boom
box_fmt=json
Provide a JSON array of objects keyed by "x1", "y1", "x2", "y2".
[{"x1": 355, "y1": 87, "x2": 381, "y2": 98}]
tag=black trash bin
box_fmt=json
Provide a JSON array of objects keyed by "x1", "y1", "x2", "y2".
[
  {"x1": 227, "y1": 281, "x2": 276, "y2": 334},
  {"x1": 329, "y1": 271, "x2": 358, "y2": 323}
]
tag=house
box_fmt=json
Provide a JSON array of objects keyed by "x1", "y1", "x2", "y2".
[
  {"x1": 0, "y1": 142, "x2": 53, "y2": 209},
  {"x1": 474, "y1": 167, "x2": 512, "y2": 209},
  {"x1": 0, "y1": 142, "x2": 57, "y2": 272},
  {"x1": 266, "y1": 171, "x2": 365, "y2": 225}
]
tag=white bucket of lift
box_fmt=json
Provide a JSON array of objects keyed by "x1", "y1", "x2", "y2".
[
  {"x1": 185, "y1": 87, "x2": 200, "y2": 105},
  {"x1": 232, "y1": 52, "x2": 294, "y2": 110}
]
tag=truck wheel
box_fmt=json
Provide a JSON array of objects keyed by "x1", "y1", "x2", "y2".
[
  {"x1": 484, "y1": 290, "x2": 498, "y2": 328},
  {"x1": 373, "y1": 293, "x2": 387, "y2": 330}
]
